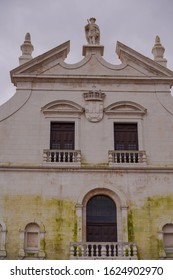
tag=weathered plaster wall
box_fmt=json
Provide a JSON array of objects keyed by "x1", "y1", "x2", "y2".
[
  {"x1": 1, "y1": 82, "x2": 173, "y2": 165},
  {"x1": 1, "y1": 169, "x2": 173, "y2": 259},
  {"x1": 0, "y1": 194, "x2": 76, "y2": 259},
  {"x1": 128, "y1": 195, "x2": 173, "y2": 259}
]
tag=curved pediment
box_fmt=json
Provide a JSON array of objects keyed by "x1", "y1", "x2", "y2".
[
  {"x1": 105, "y1": 101, "x2": 147, "y2": 115},
  {"x1": 41, "y1": 100, "x2": 84, "y2": 116}
]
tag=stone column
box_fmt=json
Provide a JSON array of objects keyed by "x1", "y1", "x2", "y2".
[
  {"x1": 18, "y1": 230, "x2": 25, "y2": 259},
  {"x1": 158, "y1": 231, "x2": 166, "y2": 259},
  {"x1": 0, "y1": 227, "x2": 7, "y2": 259},
  {"x1": 38, "y1": 230, "x2": 46, "y2": 259},
  {"x1": 121, "y1": 206, "x2": 128, "y2": 242},
  {"x1": 75, "y1": 203, "x2": 83, "y2": 242}
]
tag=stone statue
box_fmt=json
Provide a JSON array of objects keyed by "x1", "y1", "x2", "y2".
[{"x1": 85, "y1": 18, "x2": 100, "y2": 45}]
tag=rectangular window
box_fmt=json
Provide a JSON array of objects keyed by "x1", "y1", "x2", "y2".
[
  {"x1": 50, "y1": 122, "x2": 75, "y2": 150},
  {"x1": 26, "y1": 232, "x2": 39, "y2": 249},
  {"x1": 114, "y1": 123, "x2": 138, "y2": 151}
]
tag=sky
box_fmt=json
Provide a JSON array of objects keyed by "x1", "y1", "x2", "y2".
[{"x1": 0, "y1": 0, "x2": 173, "y2": 105}]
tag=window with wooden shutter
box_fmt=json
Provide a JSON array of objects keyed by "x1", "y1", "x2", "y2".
[
  {"x1": 114, "y1": 123, "x2": 138, "y2": 151},
  {"x1": 50, "y1": 122, "x2": 75, "y2": 150},
  {"x1": 86, "y1": 195, "x2": 117, "y2": 242}
]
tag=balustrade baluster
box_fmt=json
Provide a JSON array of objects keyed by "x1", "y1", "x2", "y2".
[
  {"x1": 114, "y1": 153, "x2": 117, "y2": 163},
  {"x1": 123, "y1": 244, "x2": 126, "y2": 256},
  {"x1": 77, "y1": 152, "x2": 81, "y2": 163},
  {"x1": 75, "y1": 246, "x2": 78, "y2": 257},
  {"x1": 70, "y1": 243, "x2": 75, "y2": 258},
  {"x1": 86, "y1": 244, "x2": 89, "y2": 257},
  {"x1": 47, "y1": 151, "x2": 49, "y2": 162},
  {"x1": 108, "y1": 152, "x2": 113, "y2": 163},
  {"x1": 133, "y1": 243, "x2": 137, "y2": 257},
  {"x1": 90, "y1": 244, "x2": 93, "y2": 257},
  {"x1": 107, "y1": 244, "x2": 110, "y2": 257},
  {"x1": 127, "y1": 245, "x2": 131, "y2": 256},
  {"x1": 124, "y1": 152, "x2": 127, "y2": 163},
  {"x1": 119, "y1": 153, "x2": 121, "y2": 163},
  {"x1": 118, "y1": 243, "x2": 122, "y2": 257},
  {"x1": 81, "y1": 244, "x2": 84, "y2": 257},
  {"x1": 62, "y1": 152, "x2": 65, "y2": 162},
  {"x1": 133, "y1": 152, "x2": 136, "y2": 163},
  {"x1": 102, "y1": 244, "x2": 107, "y2": 257},
  {"x1": 53, "y1": 151, "x2": 55, "y2": 162},
  {"x1": 72, "y1": 152, "x2": 75, "y2": 162},
  {"x1": 94, "y1": 244, "x2": 97, "y2": 257},
  {"x1": 67, "y1": 152, "x2": 70, "y2": 162},
  {"x1": 58, "y1": 152, "x2": 61, "y2": 162}
]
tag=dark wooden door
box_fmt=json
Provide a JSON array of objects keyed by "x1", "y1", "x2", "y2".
[
  {"x1": 86, "y1": 195, "x2": 117, "y2": 242},
  {"x1": 50, "y1": 123, "x2": 74, "y2": 149},
  {"x1": 114, "y1": 123, "x2": 138, "y2": 150}
]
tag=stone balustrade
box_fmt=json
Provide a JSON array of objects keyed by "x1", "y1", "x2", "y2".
[
  {"x1": 108, "y1": 150, "x2": 147, "y2": 165},
  {"x1": 43, "y1": 149, "x2": 81, "y2": 166},
  {"x1": 70, "y1": 242, "x2": 137, "y2": 259}
]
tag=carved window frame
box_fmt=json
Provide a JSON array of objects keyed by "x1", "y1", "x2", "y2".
[
  {"x1": 18, "y1": 221, "x2": 46, "y2": 259},
  {"x1": 76, "y1": 188, "x2": 128, "y2": 243},
  {"x1": 105, "y1": 101, "x2": 147, "y2": 152},
  {"x1": 24, "y1": 223, "x2": 40, "y2": 252},
  {"x1": 41, "y1": 100, "x2": 84, "y2": 151},
  {"x1": 158, "y1": 222, "x2": 173, "y2": 259}
]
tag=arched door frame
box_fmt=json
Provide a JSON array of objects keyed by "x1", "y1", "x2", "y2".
[{"x1": 77, "y1": 188, "x2": 128, "y2": 242}]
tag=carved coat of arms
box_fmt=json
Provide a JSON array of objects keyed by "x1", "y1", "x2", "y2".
[{"x1": 83, "y1": 89, "x2": 105, "y2": 122}]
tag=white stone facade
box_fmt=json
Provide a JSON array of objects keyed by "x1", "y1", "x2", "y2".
[{"x1": 1, "y1": 26, "x2": 173, "y2": 259}]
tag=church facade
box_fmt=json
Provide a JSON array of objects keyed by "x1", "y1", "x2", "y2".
[{"x1": 1, "y1": 19, "x2": 173, "y2": 259}]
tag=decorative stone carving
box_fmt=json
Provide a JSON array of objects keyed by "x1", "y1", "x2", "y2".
[
  {"x1": 85, "y1": 18, "x2": 100, "y2": 45},
  {"x1": 19, "y1": 33, "x2": 34, "y2": 65},
  {"x1": 83, "y1": 87, "x2": 105, "y2": 122},
  {"x1": 41, "y1": 100, "x2": 84, "y2": 117},
  {"x1": 152, "y1": 35, "x2": 167, "y2": 67}
]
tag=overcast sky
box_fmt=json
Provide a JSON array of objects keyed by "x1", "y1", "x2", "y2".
[{"x1": 0, "y1": 0, "x2": 173, "y2": 105}]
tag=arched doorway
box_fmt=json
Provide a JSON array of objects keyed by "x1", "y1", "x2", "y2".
[{"x1": 86, "y1": 195, "x2": 117, "y2": 242}]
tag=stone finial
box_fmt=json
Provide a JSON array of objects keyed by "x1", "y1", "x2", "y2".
[
  {"x1": 152, "y1": 35, "x2": 167, "y2": 67},
  {"x1": 19, "y1": 33, "x2": 34, "y2": 65},
  {"x1": 85, "y1": 17, "x2": 100, "y2": 45}
]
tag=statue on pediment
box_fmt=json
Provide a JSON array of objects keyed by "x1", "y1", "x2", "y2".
[{"x1": 85, "y1": 18, "x2": 100, "y2": 45}]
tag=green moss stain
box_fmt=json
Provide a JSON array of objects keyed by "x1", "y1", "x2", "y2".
[
  {"x1": 2, "y1": 193, "x2": 173, "y2": 260},
  {"x1": 40, "y1": 238, "x2": 45, "y2": 250},
  {"x1": 73, "y1": 219, "x2": 78, "y2": 242},
  {"x1": 81, "y1": 162, "x2": 108, "y2": 167},
  {"x1": 128, "y1": 210, "x2": 134, "y2": 242},
  {"x1": 157, "y1": 238, "x2": 164, "y2": 253},
  {"x1": 128, "y1": 194, "x2": 173, "y2": 259},
  {"x1": 46, "y1": 198, "x2": 77, "y2": 259},
  {"x1": 1, "y1": 194, "x2": 77, "y2": 260}
]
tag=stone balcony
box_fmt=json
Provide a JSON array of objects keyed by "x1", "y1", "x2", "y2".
[
  {"x1": 43, "y1": 149, "x2": 81, "y2": 166},
  {"x1": 70, "y1": 242, "x2": 137, "y2": 260},
  {"x1": 108, "y1": 150, "x2": 147, "y2": 166}
]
